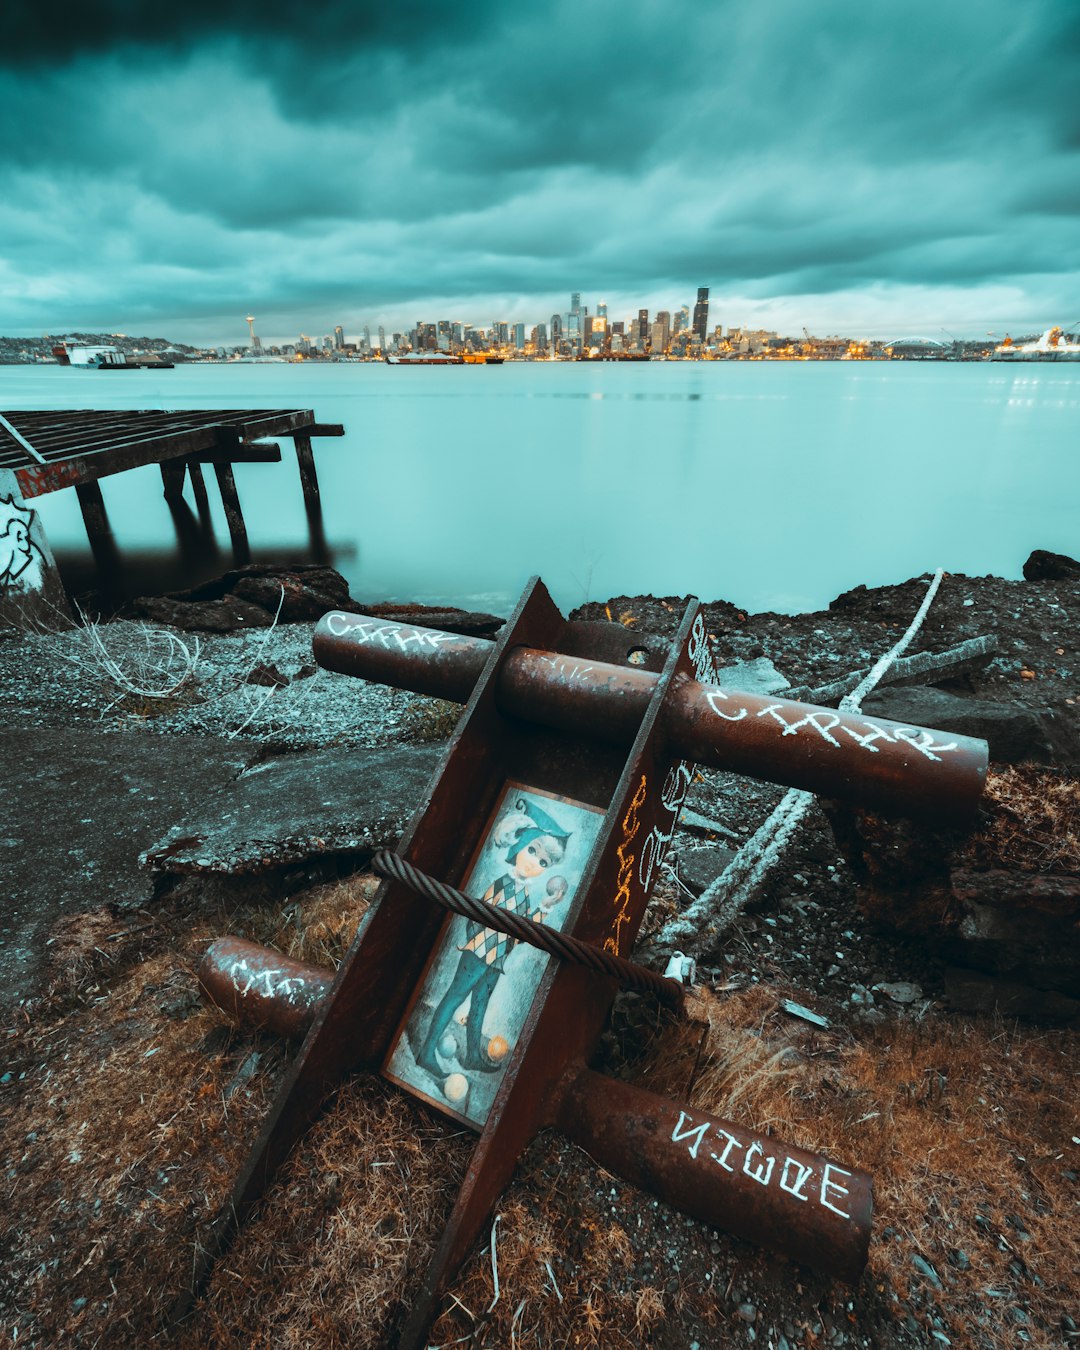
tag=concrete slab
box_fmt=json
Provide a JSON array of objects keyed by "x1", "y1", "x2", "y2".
[
  {"x1": 141, "y1": 742, "x2": 443, "y2": 875},
  {"x1": 1, "y1": 728, "x2": 254, "y2": 1008},
  {"x1": 715, "y1": 656, "x2": 790, "y2": 696}
]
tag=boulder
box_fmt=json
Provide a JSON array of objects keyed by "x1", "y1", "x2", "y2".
[
  {"x1": 132, "y1": 563, "x2": 355, "y2": 630},
  {"x1": 133, "y1": 594, "x2": 275, "y2": 632},
  {"x1": 1022, "y1": 549, "x2": 1080, "y2": 582},
  {"x1": 823, "y1": 766, "x2": 1080, "y2": 1022}
]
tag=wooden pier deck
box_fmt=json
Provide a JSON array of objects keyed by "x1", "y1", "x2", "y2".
[{"x1": 0, "y1": 409, "x2": 344, "y2": 623}]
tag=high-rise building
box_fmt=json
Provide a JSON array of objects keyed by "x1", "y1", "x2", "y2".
[
  {"x1": 377, "y1": 325, "x2": 386, "y2": 351},
  {"x1": 693, "y1": 287, "x2": 710, "y2": 343},
  {"x1": 571, "y1": 292, "x2": 581, "y2": 314},
  {"x1": 550, "y1": 314, "x2": 562, "y2": 342},
  {"x1": 597, "y1": 300, "x2": 607, "y2": 319},
  {"x1": 334, "y1": 325, "x2": 344, "y2": 350},
  {"x1": 437, "y1": 320, "x2": 451, "y2": 351},
  {"x1": 638, "y1": 309, "x2": 649, "y2": 343},
  {"x1": 512, "y1": 322, "x2": 526, "y2": 350},
  {"x1": 653, "y1": 311, "x2": 671, "y2": 353},
  {"x1": 535, "y1": 322, "x2": 548, "y2": 350}
]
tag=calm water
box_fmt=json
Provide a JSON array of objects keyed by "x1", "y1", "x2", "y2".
[{"x1": 4, "y1": 361, "x2": 1079, "y2": 615}]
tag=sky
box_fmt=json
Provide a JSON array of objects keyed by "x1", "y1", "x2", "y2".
[{"x1": 2, "y1": 2, "x2": 1079, "y2": 346}]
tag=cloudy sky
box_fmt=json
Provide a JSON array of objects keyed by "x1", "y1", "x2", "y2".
[{"x1": 3, "y1": 2, "x2": 1078, "y2": 345}]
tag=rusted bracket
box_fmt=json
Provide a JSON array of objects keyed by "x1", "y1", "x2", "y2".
[{"x1": 187, "y1": 580, "x2": 988, "y2": 1345}]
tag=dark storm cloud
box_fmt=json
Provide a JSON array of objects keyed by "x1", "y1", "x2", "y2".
[
  {"x1": 1, "y1": 1, "x2": 1078, "y2": 340},
  {"x1": 0, "y1": 2, "x2": 507, "y2": 66}
]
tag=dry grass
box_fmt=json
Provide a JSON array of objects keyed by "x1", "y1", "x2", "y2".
[
  {"x1": 4, "y1": 880, "x2": 1078, "y2": 1349},
  {"x1": 970, "y1": 766, "x2": 1080, "y2": 873},
  {"x1": 630, "y1": 984, "x2": 1080, "y2": 1349}
]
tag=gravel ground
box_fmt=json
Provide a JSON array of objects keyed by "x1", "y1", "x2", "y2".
[{"x1": 2, "y1": 565, "x2": 1078, "y2": 1349}]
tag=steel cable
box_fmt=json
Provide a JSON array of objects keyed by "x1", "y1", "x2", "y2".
[{"x1": 370, "y1": 850, "x2": 685, "y2": 1010}]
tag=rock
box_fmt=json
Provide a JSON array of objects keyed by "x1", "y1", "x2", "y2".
[
  {"x1": 874, "y1": 981, "x2": 922, "y2": 1004},
  {"x1": 245, "y1": 662, "x2": 290, "y2": 688},
  {"x1": 133, "y1": 563, "x2": 355, "y2": 631},
  {"x1": 715, "y1": 656, "x2": 790, "y2": 696},
  {"x1": 911, "y1": 1253, "x2": 942, "y2": 1289},
  {"x1": 1022, "y1": 549, "x2": 1080, "y2": 582},
  {"x1": 674, "y1": 842, "x2": 736, "y2": 896},
  {"x1": 860, "y1": 686, "x2": 1060, "y2": 765},
  {"x1": 736, "y1": 1302, "x2": 757, "y2": 1323},
  {"x1": 133, "y1": 594, "x2": 275, "y2": 632},
  {"x1": 947, "y1": 1248, "x2": 970, "y2": 1271},
  {"x1": 233, "y1": 572, "x2": 350, "y2": 622}
]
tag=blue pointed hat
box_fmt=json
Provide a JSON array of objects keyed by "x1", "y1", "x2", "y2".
[{"x1": 505, "y1": 796, "x2": 571, "y2": 863}]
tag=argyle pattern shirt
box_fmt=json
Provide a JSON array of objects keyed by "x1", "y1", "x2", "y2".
[{"x1": 460, "y1": 874, "x2": 543, "y2": 973}]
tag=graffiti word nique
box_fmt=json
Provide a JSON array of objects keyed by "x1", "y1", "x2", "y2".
[
  {"x1": 325, "y1": 614, "x2": 461, "y2": 652},
  {"x1": 605, "y1": 774, "x2": 648, "y2": 955},
  {"x1": 705, "y1": 691, "x2": 959, "y2": 763},
  {"x1": 671, "y1": 1109, "x2": 854, "y2": 1221}
]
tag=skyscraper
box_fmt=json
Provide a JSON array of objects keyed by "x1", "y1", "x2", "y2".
[
  {"x1": 693, "y1": 288, "x2": 710, "y2": 343},
  {"x1": 334, "y1": 325, "x2": 344, "y2": 350},
  {"x1": 571, "y1": 292, "x2": 581, "y2": 314},
  {"x1": 638, "y1": 310, "x2": 649, "y2": 344}
]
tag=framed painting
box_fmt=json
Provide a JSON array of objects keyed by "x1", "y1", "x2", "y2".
[{"x1": 384, "y1": 780, "x2": 606, "y2": 1128}]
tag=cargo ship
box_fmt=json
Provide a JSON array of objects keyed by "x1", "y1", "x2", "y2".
[{"x1": 991, "y1": 327, "x2": 1080, "y2": 361}]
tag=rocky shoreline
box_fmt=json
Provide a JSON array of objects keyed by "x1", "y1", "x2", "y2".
[{"x1": 1, "y1": 556, "x2": 1077, "y2": 1348}]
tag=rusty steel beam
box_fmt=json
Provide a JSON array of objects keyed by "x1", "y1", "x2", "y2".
[
  {"x1": 313, "y1": 612, "x2": 988, "y2": 823},
  {"x1": 558, "y1": 1066, "x2": 872, "y2": 1285},
  {"x1": 197, "y1": 938, "x2": 333, "y2": 1039},
  {"x1": 196, "y1": 939, "x2": 870, "y2": 1283}
]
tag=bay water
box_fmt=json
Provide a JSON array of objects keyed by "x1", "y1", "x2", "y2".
[{"x1": 4, "y1": 360, "x2": 1078, "y2": 616}]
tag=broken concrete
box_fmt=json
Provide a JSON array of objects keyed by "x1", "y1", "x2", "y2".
[
  {"x1": 141, "y1": 742, "x2": 443, "y2": 875},
  {"x1": 1, "y1": 727, "x2": 255, "y2": 1009}
]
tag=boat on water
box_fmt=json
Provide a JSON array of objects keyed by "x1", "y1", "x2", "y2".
[
  {"x1": 460, "y1": 353, "x2": 504, "y2": 364},
  {"x1": 385, "y1": 351, "x2": 464, "y2": 366},
  {"x1": 991, "y1": 327, "x2": 1080, "y2": 361},
  {"x1": 52, "y1": 343, "x2": 173, "y2": 369}
]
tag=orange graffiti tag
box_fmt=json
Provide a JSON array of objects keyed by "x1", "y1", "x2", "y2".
[{"x1": 605, "y1": 774, "x2": 648, "y2": 954}]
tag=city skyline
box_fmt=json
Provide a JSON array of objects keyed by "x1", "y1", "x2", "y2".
[{"x1": 2, "y1": 3, "x2": 1078, "y2": 344}]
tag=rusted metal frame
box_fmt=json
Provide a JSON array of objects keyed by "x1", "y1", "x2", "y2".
[
  {"x1": 292, "y1": 434, "x2": 321, "y2": 514},
  {"x1": 0, "y1": 413, "x2": 45, "y2": 465},
  {"x1": 557, "y1": 1068, "x2": 872, "y2": 1287},
  {"x1": 179, "y1": 577, "x2": 568, "y2": 1318},
  {"x1": 293, "y1": 422, "x2": 345, "y2": 437},
  {"x1": 189, "y1": 442, "x2": 282, "y2": 464},
  {"x1": 212, "y1": 462, "x2": 249, "y2": 557},
  {"x1": 11, "y1": 412, "x2": 316, "y2": 497},
  {"x1": 369, "y1": 849, "x2": 686, "y2": 1009},
  {"x1": 396, "y1": 600, "x2": 703, "y2": 1347},
  {"x1": 197, "y1": 938, "x2": 334, "y2": 1039},
  {"x1": 313, "y1": 615, "x2": 988, "y2": 824},
  {"x1": 5, "y1": 408, "x2": 311, "y2": 458},
  {"x1": 160, "y1": 460, "x2": 186, "y2": 504}
]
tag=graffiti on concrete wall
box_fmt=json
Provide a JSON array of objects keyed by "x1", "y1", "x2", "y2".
[{"x1": 0, "y1": 494, "x2": 45, "y2": 593}]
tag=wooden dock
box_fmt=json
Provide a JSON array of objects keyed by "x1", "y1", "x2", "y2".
[{"x1": 0, "y1": 409, "x2": 343, "y2": 624}]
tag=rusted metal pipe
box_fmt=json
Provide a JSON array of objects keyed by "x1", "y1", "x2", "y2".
[
  {"x1": 197, "y1": 938, "x2": 333, "y2": 1039},
  {"x1": 314, "y1": 612, "x2": 987, "y2": 823},
  {"x1": 196, "y1": 937, "x2": 871, "y2": 1284},
  {"x1": 557, "y1": 1065, "x2": 873, "y2": 1285}
]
